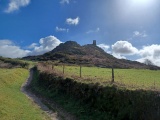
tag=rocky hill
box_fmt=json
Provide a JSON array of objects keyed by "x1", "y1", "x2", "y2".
[{"x1": 23, "y1": 41, "x2": 160, "y2": 69}]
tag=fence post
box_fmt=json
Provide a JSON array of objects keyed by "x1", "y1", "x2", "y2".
[
  {"x1": 111, "y1": 67, "x2": 114, "y2": 83},
  {"x1": 63, "y1": 64, "x2": 65, "y2": 74},
  {"x1": 80, "y1": 65, "x2": 82, "y2": 77},
  {"x1": 154, "y1": 80, "x2": 155, "y2": 89},
  {"x1": 52, "y1": 64, "x2": 54, "y2": 70}
]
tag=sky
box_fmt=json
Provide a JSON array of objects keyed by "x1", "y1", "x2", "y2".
[{"x1": 0, "y1": 0, "x2": 160, "y2": 66}]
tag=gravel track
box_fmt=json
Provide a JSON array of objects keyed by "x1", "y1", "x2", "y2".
[{"x1": 21, "y1": 69, "x2": 76, "y2": 120}]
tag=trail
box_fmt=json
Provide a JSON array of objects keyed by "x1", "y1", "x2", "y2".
[{"x1": 21, "y1": 69, "x2": 76, "y2": 120}]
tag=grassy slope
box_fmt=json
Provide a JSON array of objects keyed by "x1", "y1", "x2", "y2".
[
  {"x1": 30, "y1": 68, "x2": 114, "y2": 120},
  {"x1": 0, "y1": 68, "x2": 49, "y2": 120},
  {"x1": 31, "y1": 66, "x2": 160, "y2": 120},
  {"x1": 54, "y1": 65, "x2": 160, "y2": 90}
]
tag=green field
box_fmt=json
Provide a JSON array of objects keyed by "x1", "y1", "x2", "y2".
[
  {"x1": 53, "y1": 65, "x2": 160, "y2": 90},
  {"x1": 0, "y1": 68, "x2": 49, "y2": 120}
]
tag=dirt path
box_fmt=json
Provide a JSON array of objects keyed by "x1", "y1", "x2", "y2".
[{"x1": 21, "y1": 69, "x2": 77, "y2": 120}]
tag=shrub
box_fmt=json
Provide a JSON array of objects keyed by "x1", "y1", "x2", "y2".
[{"x1": 34, "y1": 66, "x2": 160, "y2": 120}]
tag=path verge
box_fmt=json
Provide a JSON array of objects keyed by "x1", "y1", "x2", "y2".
[{"x1": 21, "y1": 68, "x2": 77, "y2": 120}]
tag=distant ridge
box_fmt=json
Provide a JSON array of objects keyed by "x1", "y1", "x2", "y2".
[{"x1": 23, "y1": 41, "x2": 160, "y2": 69}]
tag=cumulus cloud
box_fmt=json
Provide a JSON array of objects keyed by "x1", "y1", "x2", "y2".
[
  {"x1": 28, "y1": 43, "x2": 38, "y2": 49},
  {"x1": 0, "y1": 40, "x2": 30, "y2": 58},
  {"x1": 0, "y1": 35, "x2": 62, "y2": 58},
  {"x1": 0, "y1": 40, "x2": 13, "y2": 45},
  {"x1": 139, "y1": 45, "x2": 160, "y2": 58},
  {"x1": 5, "y1": 0, "x2": 31, "y2": 13},
  {"x1": 137, "y1": 44, "x2": 160, "y2": 66},
  {"x1": 110, "y1": 40, "x2": 160, "y2": 66},
  {"x1": 112, "y1": 53, "x2": 126, "y2": 59},
  {"x1": 56, "y1": 26, "x2": 69, "y2": 32},
  {"x1": 133, "y1": 31, "x2": 147, "y2": 38},
  {"x1": 86, "y1": 28, "x2": 100, "y2": 34},
  {"x1": 106, "y1": 40, "x2": 160, "y2": 66},
  {"x1": 111, "y1": 41, "x2": 138, "y2": 59},
  {"x1": 60, "y1": 0, "x2": 70, "y2": 4},
  {"x1": 98, "y1": 41, "x2": 138, "y2": 59},
  {"x1": 112, "y1": 41, "x2": 138, "y2": 55},
  {"x1": 28, "y1": 35, "x2": 62, "y2": 56},
  {"x1": 98, "y1": 44, "x2": 110, "y2": 53},
  {"x1": 66, "y1": 17, "x2": 80, "y2": 25}
]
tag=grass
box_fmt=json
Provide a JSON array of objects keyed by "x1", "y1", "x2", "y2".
[
  {"x1": 19, "y1": 60, "x2": 37, "y2": 69},
  {"x1": 0, "y1": 68, "x2": 49, "y2": 120},
  {"x1": 30, "y1": 69, "x2": 114, "y2": 120},
  {"x1": 33, "y1": 65, "x2": 160, "y2": 120},
  {"x1": 53, "y1": 65, "x2": 160, "y2": 90}
]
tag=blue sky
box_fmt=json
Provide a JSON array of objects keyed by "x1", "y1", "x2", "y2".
[{"x1": 0, "y1": 0, "x2": 160, "y2": 66}]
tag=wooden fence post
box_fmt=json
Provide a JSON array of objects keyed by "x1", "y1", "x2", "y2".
[
  {"x1": 52, "y1": 64, "x2": 54, "y2": 70},
  {"x1": 154, "y1": 80, "x2": 155, "y2": 89},
  {"x1": 80, "y1": 65, "x2": 82, "y2": 77},
  {"x1": 63, "y1": 64, "x2": 65, "y2": 74},
  {"x1": 112, "y1": 67, "x2": 114, "y2": 83}
]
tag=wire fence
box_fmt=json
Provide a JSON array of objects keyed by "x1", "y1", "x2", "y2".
[{"x1": 37, "y1": 62, "x2": 160, "y2": 91}]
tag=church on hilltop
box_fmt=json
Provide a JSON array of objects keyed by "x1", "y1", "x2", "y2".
[{"x1": 93, "y1": 40, "x2": 96, "y2": 46}]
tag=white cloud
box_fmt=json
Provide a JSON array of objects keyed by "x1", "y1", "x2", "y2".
[
  {"x1": 86, "y1": 28, "x2": 100, "y2": 34},
  {"x1": 137, "y1": 44, "x2": 160, "y2": 66},
  {"x1": 0, "y1": 35, "x2": 62, "y2": 58},
  {"x1": 133, "y1": 31, "x2": 147, "y2": 38},
  {"x1": 136, "y1": 57, "x2": 160, "y2": 67},
  {"x1": 112, "y1": 41, "x2": 138, "y2": 55},
  {"x1": 111, "y1": 41, "x2": 160, "y2": 66},
  {"x1": 5, "y1": 0, "x2": 31, "y2": 13},
  {"x1": 56, "y1": 26, "x2": 69, "y2": 32},
  {"x1": 28, "y1": 43, "x2": 38, "y2": 49},
  {"x1": 98, "y1": 44, "x2": 110, "y2": 53},
  {"x1": 0, "y1": 40, "x2": 30, "y2": 58},
  {"x1": 0, "y1": 40, "x2": 13, "y2": 45},
  {"x1": 112, "y1": 53, "x2": 126, "y2": 59},
  {"x1": 139, "y1": 45, "x2": 160, "y2": 58},
  {"x1": 28, "y1": 35, "x2": 62, "y2": 56},
  {"x1": 66, "y1": 17, "x2": 80, "y2": 25},
  {"x1": 60, "y1": 0, "x2": 70, "y2": 4},
  {"x1": 111, "y1": 41, "x2": 138, "y2": 59}
]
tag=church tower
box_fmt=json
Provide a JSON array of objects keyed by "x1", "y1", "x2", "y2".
[{"x1": 93, "y1": 40, "x2": 96, "y2": 46}]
